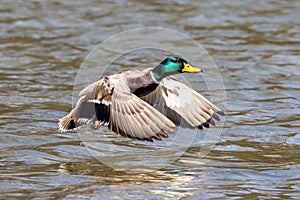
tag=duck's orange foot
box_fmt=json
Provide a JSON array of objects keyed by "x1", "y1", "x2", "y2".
[{"x1": 91, "y1": 124, "x2": 101, "y2": 130}]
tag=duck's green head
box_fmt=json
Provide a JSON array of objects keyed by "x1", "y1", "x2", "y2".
[{"x1": 151, "y1": 57, "x2": 202, "y2": 81}]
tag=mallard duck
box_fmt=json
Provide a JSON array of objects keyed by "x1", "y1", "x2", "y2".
[{"x1": 58, "y1": 57, "x2": 224, "y2": 142}]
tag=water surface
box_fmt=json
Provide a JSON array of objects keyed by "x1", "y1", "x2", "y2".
[{"x1": 1, "y1": 0, "x2": 300, "y2": 199}]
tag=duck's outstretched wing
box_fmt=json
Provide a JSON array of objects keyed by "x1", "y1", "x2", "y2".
[
  {"x1": 109, "y1": 82, "x2": 175, "y2": 142},
  {"x1": 59, "y1": 76, "x2": 176, "y2": 142},
  {"x1": 141, "y1": 76, "x2": 225, "y2": 129},
  {"x1": 58, "y1": 79, "x2": 113, "y2": 132}
]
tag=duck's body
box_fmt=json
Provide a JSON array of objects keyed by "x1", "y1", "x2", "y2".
[{"x1": 59, "y1": 57, "x2": 224, "y2": 142}]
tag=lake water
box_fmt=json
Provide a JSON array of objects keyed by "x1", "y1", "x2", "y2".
[{"x1": 1, "y1": 0, "x2": 300, "y2": 199}]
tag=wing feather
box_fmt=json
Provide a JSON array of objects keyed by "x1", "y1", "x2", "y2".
[
  {"x1": 109, "y1": 89, "x2": 175, "y2": 141},
  {"x1": 141, "y1": 76, "x2": 224, "y2": 129}
]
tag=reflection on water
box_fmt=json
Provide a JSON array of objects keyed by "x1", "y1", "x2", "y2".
[{"x1": 1, "y1": 0, "x2": 300, "y2": 199}]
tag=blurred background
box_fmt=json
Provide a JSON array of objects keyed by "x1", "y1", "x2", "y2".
[{"x1": 1, "y1": 0, "x2": 299, "y2": 199}]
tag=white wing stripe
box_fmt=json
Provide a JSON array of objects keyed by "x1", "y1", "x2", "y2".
[{"x1": 88, "y1": 99, "x2": 112, "y2": 106}]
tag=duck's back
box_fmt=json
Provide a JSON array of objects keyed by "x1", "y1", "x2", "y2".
[{"x1": 120, "y1": 69, "x2": 158, "y2": 97}]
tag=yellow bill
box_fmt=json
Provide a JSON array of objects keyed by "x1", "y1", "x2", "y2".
[{"x1": 182, "y1": 62, "x2": 203, "y2": 73}]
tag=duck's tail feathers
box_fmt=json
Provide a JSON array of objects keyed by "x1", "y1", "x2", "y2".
[
  {"x1": 58, "y1": 113, "x2": 76, "y2": 132},
  {"x1": 58, "y1": 95, "x2": 88, "y2": 132}
]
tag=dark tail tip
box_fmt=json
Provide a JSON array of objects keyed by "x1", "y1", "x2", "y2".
[{"x1": 69, "y1": 120, "x2": 76, "y2": 129}]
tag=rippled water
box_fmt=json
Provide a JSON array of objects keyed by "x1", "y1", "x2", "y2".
[{"x1": 1, "y1": 0, "x2": 300, "y2": 199}]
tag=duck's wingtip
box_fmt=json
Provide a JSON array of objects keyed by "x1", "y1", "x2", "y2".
[{"x1": 216, "y1": 111, "x2": 225, "y2": 116}]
